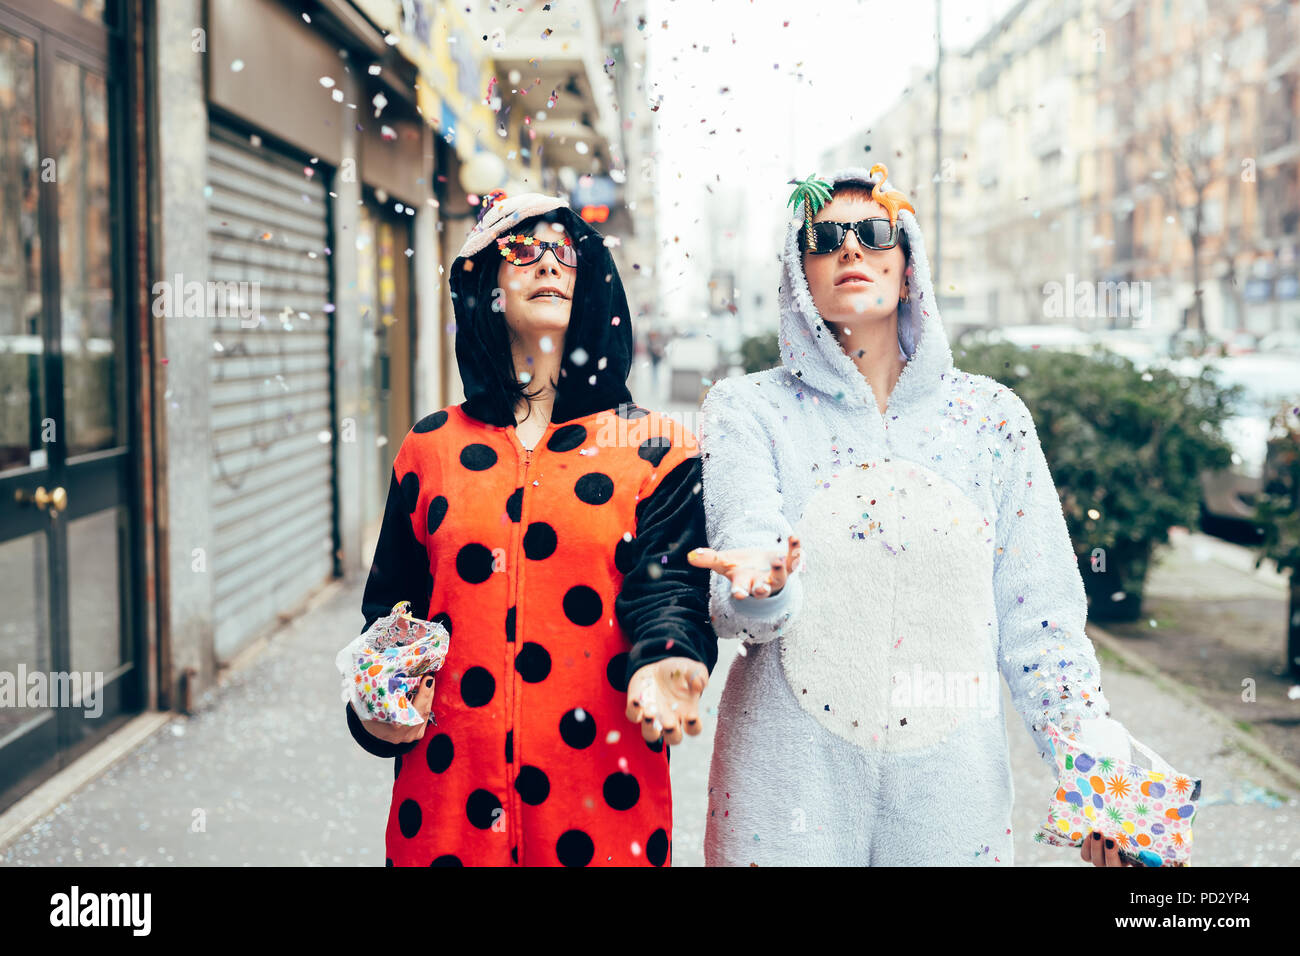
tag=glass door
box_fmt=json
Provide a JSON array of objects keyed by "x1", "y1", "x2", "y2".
[
  {"x1": 358, "y1": 192, "x2": 415, "y2": 532},
  {"x1": 0, "y1": 0, "x2": 138, "y2": 809}
]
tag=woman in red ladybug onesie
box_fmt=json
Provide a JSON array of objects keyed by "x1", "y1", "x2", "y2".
[{"x1": 345, "y1": 192, "x2": 717, "y2": 866}]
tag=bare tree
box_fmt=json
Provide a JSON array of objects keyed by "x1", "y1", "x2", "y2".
[{"x1": 1150, "y1": 19, "x2": 1225, "y2": 332}]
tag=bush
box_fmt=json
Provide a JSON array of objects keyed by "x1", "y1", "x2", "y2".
[
  {"x1": 957, "y1": 341, "x2": 1237, "y2": 621},
  {"x1": 739, "y1": 333, "x2": 780, "y2": 374}
]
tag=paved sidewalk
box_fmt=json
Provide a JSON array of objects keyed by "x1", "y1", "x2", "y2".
[
  {"x1": 1098, "y1": 527, "x2": 1299, "y2": 768},
  {"x1": 2, "y1": 569, "x2": 1297, "y2": 866}
]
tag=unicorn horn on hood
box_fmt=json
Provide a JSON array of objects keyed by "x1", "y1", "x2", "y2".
[{"x1": 787, "y1": 174, "x2": 833, "y2": 252}]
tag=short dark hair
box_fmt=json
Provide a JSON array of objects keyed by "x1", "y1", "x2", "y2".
[
  {"x1": 461, "y1": 212, "x2": 562, "y2": 419},
  {"x1": 821, "y1": 178, "x2": 911, "y2": 263}
]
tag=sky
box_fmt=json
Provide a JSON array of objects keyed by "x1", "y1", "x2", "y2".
[{"x1": 640, "y1": 0, "x2": 1018, "y2": 317}]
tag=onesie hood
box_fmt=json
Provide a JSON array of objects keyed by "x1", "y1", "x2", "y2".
[
  {"x1": 449, "y1": 193, "x2": 634, "y2": 427},
  {"x1": 777, "y1": 167, "x2": 954, "y2": 411}
]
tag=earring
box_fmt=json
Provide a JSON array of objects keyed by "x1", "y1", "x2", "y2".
[{"x1": 899, "y1": 289, "x2": 910, "y2": 304}]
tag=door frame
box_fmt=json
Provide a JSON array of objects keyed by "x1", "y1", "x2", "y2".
[{"x1": 0, "y1": 0, "x2": 147, "y2": 809}]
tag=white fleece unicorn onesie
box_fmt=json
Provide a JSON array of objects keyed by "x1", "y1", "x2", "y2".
[{"x1": 698, "y1": 168, "x2": 1129, "y2": 866}]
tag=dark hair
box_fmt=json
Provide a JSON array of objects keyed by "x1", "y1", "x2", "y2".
[
  {"x1": 461, "y1": 213, "x2": 565, "y2": 419},
  {"x1": 824, "y1": 178, "x2": 912, "y2": 264}
]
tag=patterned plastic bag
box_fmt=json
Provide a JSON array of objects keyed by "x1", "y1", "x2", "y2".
[
  {"x1": 336, "y1": 601, "x2": 450, "y2": 727},
  {"x1": 1037, "y1": 719, "x2": 1201, "y2": 867}
]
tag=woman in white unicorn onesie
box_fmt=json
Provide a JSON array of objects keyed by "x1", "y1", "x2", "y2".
[{"x1": 687, "y1": 166, "x2": 1138, "y2": 867}]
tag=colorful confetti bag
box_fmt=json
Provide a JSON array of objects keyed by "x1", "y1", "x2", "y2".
[
  {"x1": 336, "y1": 601, "x2": 450, "y2": 727},
  {"x1": 1037, "y1": 720, "x2": 1201, "y2": 867}
]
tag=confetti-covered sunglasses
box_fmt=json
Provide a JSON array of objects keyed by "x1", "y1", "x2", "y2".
[
  {"x1": 496, "y1": 233, "x2": 578, "y2": 268},
  {"x1": 798, "y1": 218, "x2": 900, "y2": 254}
]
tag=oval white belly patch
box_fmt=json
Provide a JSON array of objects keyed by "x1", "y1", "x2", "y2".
[{"x1": 780, "y1": 458, "x2": 1000, "y2": 752}]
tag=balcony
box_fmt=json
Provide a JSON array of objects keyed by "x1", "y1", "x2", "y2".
[{"x1": 490, "y1": 0, "x2": 619, "y2": 176}]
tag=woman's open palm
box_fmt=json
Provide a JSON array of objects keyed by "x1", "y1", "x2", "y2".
[
  {"x1": 687, "y1": 535, "x2": 801, "y2": 599},
  {"x1": 626, "y1": 657, "x2": 709, "y2": 745}
]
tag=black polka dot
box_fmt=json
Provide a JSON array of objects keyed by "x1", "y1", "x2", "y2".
[
  {"x1": 607, "y1": 652, "x2": 630, "y2": 693},
  {"x1": 559, "y1": 707, "x2": 597, "y2": 749},
  {"x1": 556, "y1": 830, "x2": 595, "y2": 867},
  {"x1": 563, "y1": 585, "x2": 603, "y2": 626},
  {"x1": 466, "y1": 789, "x2": 502, "y2": 830},
  {"x1": 514, "y1": 765, "x2": 550, "y2": 805},
  {"x1": 511, "y1": 846, "x2": 518, "y2": 863},
  {"x1": 645, "y1": 734, "x2": 664, "y2": 754},
  {"x1": 574, "y1": 472, "x2": 614, "y2": 505},
  {"x1": 394, "y1": 754, "x2": 402, "y2": 780},
  {"x1": 425, "y1": 733, "x2": 453, "y2": 773},
  {"x1": 505, "y1": 730, "x2": 512, "y2": 763},
  {"x1": 430, "y1": 854, "x2": 463, "y2": 866},
  {"x1": 516, "y1": 642, "x2": 552, "y2": 682},
  {"x1": 398, "y1": 798, "x2": 422, "y2": 839},
  {"x1": 431, "y1": 611, "x2": 452, "y2": 636},
  {"x1": 617, "y1": 403, "x2": 650, "y2": 419},
  {"x1": 461, "y1": 667, "x2": 495, "y2": 707},
  {"x1": 614, "y1": 534, "x2": 638, "y2": 574},
  {"x1": 506, "y1": 487, "x2": 523, "y2": 522},
  {"x1": 385, "y1": 858, "x2": 393, "y2": 867},
  {"x1": 456, "y1": 543, "x2": 495, "y2": 584},
  {"x1": 400, "y1": 471, "x2": 420, "y2": 514},
  {"x1": 646, "y1": 827, "x2": 669, "y2": 866},
  {"x1": 638, "y1": 436, "x2": 672, "y2": 467},
  {"x1": 603, "y1": 771, "x2": 641, "y2": 811},
  {"x1": 505, "y1": 605, "x2": 516, "y2": 643},
  {"x1": 413, "y1": 410, "x2": 448, "y2": 432},
  {"x1": 523, "y1": 522, "x2": 557, "y2": 560},
  {"x1": 460, "y1": 443, "x2": 498, "y2": 471},
  {"x1": 547, "y1": 423, "x2": 588, "y2": 452},
  {"x1": 426, "y1": 495, "x2": 448, "y2": 535}
]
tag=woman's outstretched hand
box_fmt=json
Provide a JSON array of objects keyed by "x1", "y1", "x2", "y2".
[
  {"x1": 626, "y1": 657, "x2": 709, "y2": 745},
  {"x1": 686, "y1": 535, "x2": 802, "y2": 599},
  {"x1": 1080, "y1": 830, "x2": 1139, "y2": 867}
]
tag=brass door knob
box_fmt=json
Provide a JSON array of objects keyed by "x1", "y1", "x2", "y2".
[{"x1": 14, "y1": 485, "x2": 67, "y2": 511}]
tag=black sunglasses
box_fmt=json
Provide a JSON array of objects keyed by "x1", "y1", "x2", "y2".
[{"x1": 798, "y1": 218, "x2": 900, "y2": 254}]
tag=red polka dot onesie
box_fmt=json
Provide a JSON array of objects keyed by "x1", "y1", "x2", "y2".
[{"x1": 346, "y1": 196, "x2": 717, "y2": 866}]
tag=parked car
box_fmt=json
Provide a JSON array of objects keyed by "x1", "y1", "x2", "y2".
[
  {"x1": 1090, "y1": 327, "x2": 1169, "y2": 370},
  {"x1": 664, "y1": 334, "x2": 722, "y2": 406},
  {"x1": 960, "y1": 323, "x2": 1098, "y2": 354},
  {"x1": 1221, "y1": 330, "x2": 1261, "y2": 355},
  {"x1": 1169, "y1": 327, "x2": 1224, "y2": 359},
  {"x1": 1198, "y1": 352, "x2": 1300, "y2": 532},
  {"x1": 1258, "y1": 329, "x2": 1300, "y2": 356}
]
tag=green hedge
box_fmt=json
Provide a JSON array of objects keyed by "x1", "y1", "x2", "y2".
[{"x1": 957, "y1": 341, "x2": 1237, "y2": 619}]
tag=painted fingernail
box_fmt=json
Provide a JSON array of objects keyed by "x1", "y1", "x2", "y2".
[
  {"x1": 1092, "y1": 832, "x2": 1101, "y2": 840},
  {"x1": 1105, "y1": 839, "x2": 1114, "y2": 849}
]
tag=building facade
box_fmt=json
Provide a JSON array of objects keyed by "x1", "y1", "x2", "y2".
[
  {"x1": 823, "y1": 0, "x2": 1300, "y2": 338},
  {"x1": 0, "y1": 0, "x2": 637, "y2": 816}
]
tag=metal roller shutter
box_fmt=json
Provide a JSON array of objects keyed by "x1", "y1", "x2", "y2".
[{"x1": 207, "y1": 124, "x2": 336, "y2": 660}]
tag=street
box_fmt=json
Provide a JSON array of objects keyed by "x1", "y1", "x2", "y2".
[{"x1": 3, "y1": 545, "x2": 1296, "y2": 866}]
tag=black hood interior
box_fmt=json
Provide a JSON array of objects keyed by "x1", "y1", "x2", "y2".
[{"x1": 448, "y1": 205, "x2": 635, "y2": 427}]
